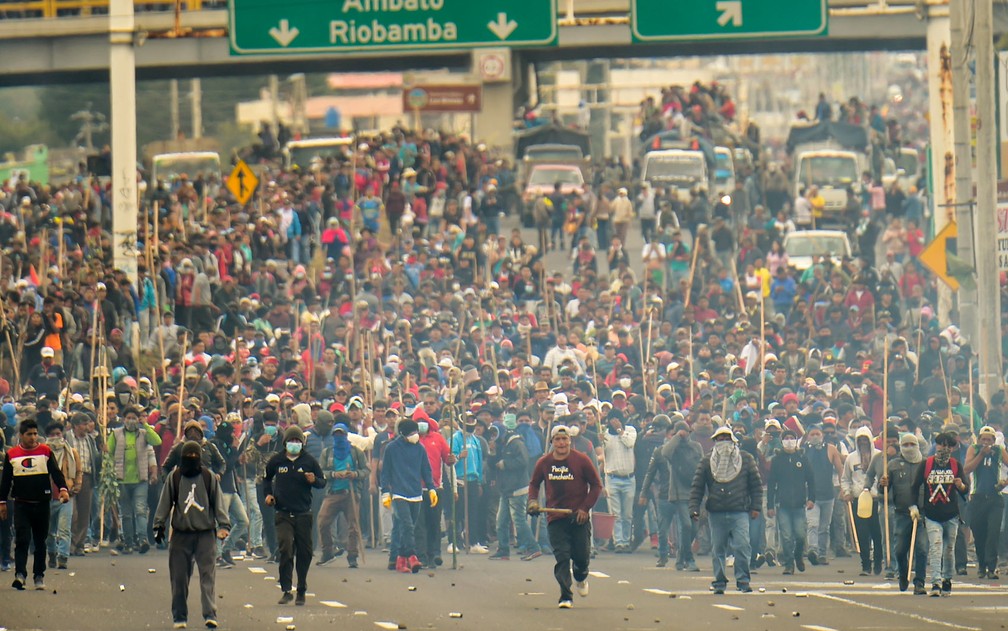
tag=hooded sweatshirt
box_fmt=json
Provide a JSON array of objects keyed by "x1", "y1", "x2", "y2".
[
  {"x1": 419, "y1": 419, "x2": 451, "y2": 489},
  {"x1": 841, "y1": 426, "x2": 880, "y2": 498},
  {"x1": 153, "y1": 463, "x2": 231, "y2": 533}
]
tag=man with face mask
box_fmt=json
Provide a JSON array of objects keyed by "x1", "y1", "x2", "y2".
[
  {"x1": 162, "y1": 420, "x2": 227, "y2": 481},
  {"x1": 210, "y1": 417, "x2": 249, "y2": 569},
  {"x1": 44, "y1": 422, "x2": 81, "y2": 571},
  {"x1": 690, "y1": 425, "x2": 763, "y2": 594},
  {"x1": 316, "y1": 423, "x2": 368, "y2": 568},
  {"x1": 153, "y1": 440, "x2": 231, "y2": 630},
  {"x1": 380, "y1": 419, "x2": 437, "y2": 574},
  {"x1": 919, "y1": 430, "x2": 969, "y2": 596},
  {"x1": 246, "y1": 410, "x2": 283, "y2": 561},
  {"x1": 414, "y1": 413, "x2": 455, "y2": 568},
  {"x1": 872, "y1": 433, "x2": 928, "y2": 594},
  {"x1": 841, "y1": 425, "x2": 884, "y2": 576},
  {"x1": 107, "y1": 405, "x2": 163, "y2": 554},
  {"x1": 802, "y1": 426, "x2": 844, "y2": 567},
  {"x1": 766, "y1": 429, "x2": 815, "y2": 575},
  {"x1": 264, "y1": 425, "x2": 325, "y2": 606},
  {"x1": 490, "y1": 412, "x2": 540, "y2": 561},
  {"x1": 963, "y1": 425, "x2": 1008, "y2": 579}
]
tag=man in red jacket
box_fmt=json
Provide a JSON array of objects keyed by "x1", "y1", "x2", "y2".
[
  {"x1": 527, "y1": 424, "x2": 602, "y2": 609},
  {"x1": 0, "y1": 418, "x2": 70, "y2": 591}
]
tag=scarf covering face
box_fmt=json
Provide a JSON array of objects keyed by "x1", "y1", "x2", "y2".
[
  {"x1": 711, "y1": 441, "x2": 743, "y2": 483},
  {"x1": 332, "y1": 423, "x2": 351, "y2": 460}
]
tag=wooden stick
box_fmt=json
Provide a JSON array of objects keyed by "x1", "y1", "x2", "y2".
[
  {"x1": 968, "y1": 356, "x2": 976, "y2": 439},
  {"x1": 537, "y1": 507, "x2": 572, "y2": 515},
  {"x1": 683, "y1": 238, "x2": 701, "y2": 309},
  {"x1": 909, "y1": 514, "x2": 918, "y2": 566},
  {"x1": 847, "y1": 500, "x2": 861, "y2": 554},
  {"x1": 688, "y1": 328, "x2": 695, "y2": 405},
  {"x1": 176, "y1": 333, "x2": 190, "y2": 442},
  {"x1": 759, "y1": 289, "x2": 766, "y2": 410},
  {"x1": 882, "y1": 335, "x2": 891, "y2": 567}
]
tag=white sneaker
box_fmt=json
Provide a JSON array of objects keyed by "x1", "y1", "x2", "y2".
[
  {"x1": 446, "y1": 544, "x2": 458, "y2": 554},
  {"x1": 558, "y1": 599, "x2": 573, "y2": 609},
  {"x1": 576, "y1": 579, "x2": 589, "y2": 597},
  {"x1": 173, "y1": 623, "x2": 187, "y2": 629},
  {"x1": 470, "y1": 544, "x2": 489, "y2": 554}
]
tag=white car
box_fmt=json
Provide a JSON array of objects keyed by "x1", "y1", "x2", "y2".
[{"x1": 783, "y1": 230, "x2": 853, "y2": 271}]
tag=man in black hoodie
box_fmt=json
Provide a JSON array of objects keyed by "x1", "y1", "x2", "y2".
[{"x1": 766, "y1": 429, "x2": 814, "y2": 575}]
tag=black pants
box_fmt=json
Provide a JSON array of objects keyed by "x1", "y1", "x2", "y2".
[
  {"x1": 854, "y1": 507, "x2": 883, "y2": 572},
  {"x1": 0, "y1": 510, "x2": 12, "y2": 563},
  {"x1": 13, "y1": 500, "x2": 50, "y2": 579},
  {"x1": 275, "y1": 511, "x2": 312, "y2": 594},
  {"x1": 547, "y1": 517, "x2": 591, "y2": 602},
  {"x1": 971, "y1": 494, "x2": 1004, "y2": 573},
  {"x1": 169, "y1": 530, "x2": 217, "y2": 624},
  {"x1": 461, "y1": 481, "x2": 485, "y2": 546},
  {"x1": 414, "y1": 491, "x2": 443, "y2": 564}
]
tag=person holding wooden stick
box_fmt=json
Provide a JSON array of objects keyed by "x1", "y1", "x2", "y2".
[
  {"x1": 527, "y1": 424, "x2": 602, "y2": 609},
  {"x1": 920, "y1": 429, "x2": 969, "y2": 597},
  {"x1": 870, "y1": 432, "x2": 928, "y2": 594}
]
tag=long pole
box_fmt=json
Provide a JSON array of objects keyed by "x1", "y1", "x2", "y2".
[
  {"x1": 882, "y1": 336, "x2": 890, "y2": 567},
  {"x1": 688, "y1": 328, "x2": 695, "y2": 405},
  {"x1": 759, "y1": 289, "x2": 766, "y2": 410},
  {"x1": 176, "y1": 333, "x2": 189, "y2": 442},
  {"x1": 683, "y1": 236, "x2": 701, "y2": 309}
]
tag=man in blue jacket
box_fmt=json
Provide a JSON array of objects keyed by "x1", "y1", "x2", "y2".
[{"x1": 381, "y1": 419, "x2": 437, "y2": 574}]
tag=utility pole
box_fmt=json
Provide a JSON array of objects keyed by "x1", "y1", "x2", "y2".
[
  {"x1": 926, "y1": 10, "x2": 954, "y2": 326},
  {"x1": 950, "y1": 0, "x2": 977, "y2": 344},
  {"x1": 191, "y1": 78, "x2": 202, "y2": 139},
  {"x1": 973, "y1": 0, "x2": 1003, "y2": 399},
  {"x1": 169, "y1": 79, "x2": 180, "y2": 139},
  {"x1": 109, "y1": 0, "x2": 138, "y2": 288}
]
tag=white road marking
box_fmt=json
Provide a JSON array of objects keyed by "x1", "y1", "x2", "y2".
[
  {"x1": 248, "y1": 567, "x2": 267, "y2": 574},
  {"x1": 320, "y1": 601, "x2": 346, "y2": 608},
  {"x1": 643, "y1": 588, "x2": 673, "y2": 595},
  {"x1": 374, "y1": 623, "x2": 399, "y2": 630},
  {"x1": 588, "y1": 571, "x2": 610, "y2": 578},
  {"x1": 811, "y1": 593, "x2": 981, "y2": 631},
  {"x1": 802, "y1": 626, "x2": 840, "y2": 631},
  {"x1": 713, "y1": 604, "x2": 745, "y2": 611}
]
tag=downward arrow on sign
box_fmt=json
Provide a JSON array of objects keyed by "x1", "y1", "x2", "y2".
[
  {"x1": 487, "y1": 12, "x2": 518, "y2": 40},
  {"x1": 716, "y1": 0, "x2": 742, "y2": 27},
  {"x1": 269, "y1": 19, "x2": 300, "y2": 47}
]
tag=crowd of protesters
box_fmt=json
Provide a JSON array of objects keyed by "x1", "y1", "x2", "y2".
[{"x1": 0, "y1": 82, "x2": 1005, "y2": 620}]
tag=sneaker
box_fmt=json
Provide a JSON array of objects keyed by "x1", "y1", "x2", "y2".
[
  {"x1": 408, "y1": 555, "x2": 423, "y2": 573},
  {"x1": 899, "y1": 575, "x2": 909, "y2": 592},
  {"x1": 656, "y1": 556, "x2": 668, "y2": 568},
  {"x1": 764, "y1": 551, "x2": 777, "y2": 567},
  {"x1": 979, "y1": 569, "x2": 989, "y2": 579},
  {"x1": 138, "y1": 540, "x2": 150, "y2": 554},
  {"x1": 0, "y1": 561, "x2": 10, "y2": 572},
  {"x1": 204, "y1": 620, "x2": 218, "y2": 629},
  {"x1": 470, "y1": 544, "x2": 489, "y2": 554},
  {"x1": 12, "y1": 574, "x2": 26, "y2": 590},
  {"x1": 34, "y1": 576, "x2": 45, "y2": 590},
  {"x1": 956, "y1": 568, "x2": 968, "y2": 576},
  {"x1": 220, "y1": 550, "x2": 235, "y2": 567},
  {"x1": 941, "y1": 579, "x2": 951, "y2": 597},
  {"x1": 397, "y1": 556, "x2": 411, "y2": 574},
  {"x1": 914, "y1": 584, "x2": 928, "y2": 595},
  {"x1": 387, "y1": 560, "x2": 397, "y2": 571},
  {"x1": 712, "y1": 586, "x2": 725, "y2": 595},
  {"x1": 316, "y1": 552, "x2": 337, "y2": 566},
  {"x1": 782, "y1": 566, "x2": 794, "y2": 576},
  {"x1": 576, "y1": 579, "x2": 589, "y2": 597},
  {"x1": 884, "y1": 570, "x2": 896, "y2": 580},
  {"x1": 446, "y1": 544, "x2": 458, "y2": 554},
  {"x1": 929, "y1": 583, "x2": 941, "y2": 597},
  {"x1": 558, "y1": 599, "x2": 573, "y2": 609},
  {"x1": 521, "y1": 550, "x2": 542, "y2": 561},
  {"x1": 173, "y1": 622, "x2": 187, "y2": 629},
  {"x1": 278, "y1": 591, "x2": 294, "y2": 605},
  {"x1": 489, "y1": 551, "x2": 510, "y2": 561},
  {"x1": 795, "y1": 557, "x2": 806, "y2": 572},
  {"x1": 752, "y1": 553, "x2": 766, "y2": 569},
  {"x1": 295, "y1": 592, "x2": 306, "y2": 606},
  {"x1": 251, "y1": 547, "x2": 268, "y2": 560},
  {"x1": 57, "y1": 556, "x2": 68, "y2": 570},
  {"x1": 685, "y1": 563, "x2": 700, "y2": 572},
  {"x1": 347, "y1": 556, "x2": 358, "y2": 569},
  {"x1": 989, "y1": 570, "x2": 1000, "y2": 580},
  {"x1": 807, "y1": 551, "x2": 819, "y2": 566},
  {"x1": 48, "y1": 553, "x2": 57, "y2": 569},
  {"x1": 738, "y1": 585, "x2": 753, "y2": 593}
]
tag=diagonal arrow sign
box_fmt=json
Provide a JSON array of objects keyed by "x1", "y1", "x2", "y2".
[
  {"x1": 269, "y1": 19, "x2": 300, "y2": 47},
  {"x1": 715, "y1": 0, "x2": 742, "y2": 27},
  {"x1": 237, "y1": 169, "x2": 248, "y2": 197},
  {"x1": 487, "y1": 12, "x2": 518, "y2": 40}
]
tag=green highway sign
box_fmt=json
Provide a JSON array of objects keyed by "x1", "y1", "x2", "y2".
[
  {"x1": 229, "y1": 0, "x2": 556, "y2": 55},
  {"x1": 632, "y1": 0, "x2": 827, "y2": 42}
]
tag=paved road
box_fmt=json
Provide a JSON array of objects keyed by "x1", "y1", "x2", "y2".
[{"x1": 5, "y1": 546, "x2": 1006, "y2": 631}]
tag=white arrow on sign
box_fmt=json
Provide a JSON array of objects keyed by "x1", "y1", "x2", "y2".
[
  {"x1": 487, "y1": 12, "x2": 518, "y2": 40},
  {"x1": 715, "y1": 0, "x2": 742, "y2": 27},
  {"x1": 269, "y1": 19, "x2": 300, "y2": 47}
]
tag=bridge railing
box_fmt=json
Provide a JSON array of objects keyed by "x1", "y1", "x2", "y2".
[{"x1": 0, "y1": 0, "x2": 215, "y2": 18}]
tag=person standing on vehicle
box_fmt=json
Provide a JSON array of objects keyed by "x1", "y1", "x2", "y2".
[
  {"x1": 689, "y1": 425, "x2": 763, "y2": 594},
  {"x1": 0, "y1": 418, "x2": 70, "y2": 591},
  {"x1": 527, "y1": 425, "x2": 603, "y2": 609},
  {"x1": 153, "y1": 441, "x2": 231, "y2": 630},
  {"x1": 264, "y1": 426, "x2": 325, "y2": 606}
]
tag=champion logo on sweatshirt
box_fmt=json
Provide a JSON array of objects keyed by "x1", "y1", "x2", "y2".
[{"x1": 10, "y1": 455, "x2": 47, "y2": 478}]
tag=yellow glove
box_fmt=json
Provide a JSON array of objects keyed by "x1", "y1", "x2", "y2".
[
  {"x1": 428, "y1": 489, "x2": 439, "y2": 508},
  {"x1": 381, "y1": 493, "x2": 391, "y2": 509}
]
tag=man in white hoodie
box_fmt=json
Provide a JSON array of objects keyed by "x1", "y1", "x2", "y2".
[{"x1": 841, "y1": 424, "x2": 883, "y2": 575}]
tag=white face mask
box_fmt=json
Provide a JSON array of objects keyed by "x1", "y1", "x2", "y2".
[
  {"x1": 782, "y1": 438, "x2": 798, "y2": 451},
  {"x1": 406, "y1": 434, "x2": 420, "y2": 444},
  {"x1": 619, "y1": 377, "x2": 632, "y2": 389}
]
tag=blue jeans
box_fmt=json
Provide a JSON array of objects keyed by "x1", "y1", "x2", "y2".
[
  {"x1": 48, "y1": 499, "x2": 74, "y2": 558},
  {"x1": 219, "y1": 492, "x2": 250, "y2": 555},
  {"x1": 606, "y1": 475, "x2": 635, "y2": 546},
  {"x1": 776, "y1": 507, "x2": 807, "y2": 567},
  {"x1": 925, "y1": 517, "x2": 958, "y2": 584},
  {"x1": 390, "y1": 499, "x2": 420, "y2": 560},
  {"x1": 657, "y1": 500, "x2": 696, "y2": 567},
  {"x1": 709, "y1": 511, "x2": 752, "y2": 589},
  {"x1": 119, "y1": 481, "x2": 148, "y2": 546},
  {"x1": 496, "y1": 493, "x2": 538, "y2": 555},
  {"x1": 894, "y1": 512, "x2": 927, "y2": 587},
  {"x1": 806, "y1": 499, "x2": 834, "y2": 557},
  {"x1": 244, "y1": 478, "x2": 263, "y2": 548}
]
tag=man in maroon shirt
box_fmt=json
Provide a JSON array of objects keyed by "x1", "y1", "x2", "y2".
[{"x1": 527, "y1": 424, "x2": 602, "y2": 609}]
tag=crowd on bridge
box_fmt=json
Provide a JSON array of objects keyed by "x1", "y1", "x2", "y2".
[{"x1": 0, "y1": 80, "x2": 1007, "y2": 627}]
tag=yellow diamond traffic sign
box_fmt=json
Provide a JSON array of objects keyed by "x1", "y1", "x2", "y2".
[
  {"x1": 918, "y1": 221, "x2": 959, "y2": 291},
  {"x1": 226, "y1": 160, "x2": 258, "y2": 206}
]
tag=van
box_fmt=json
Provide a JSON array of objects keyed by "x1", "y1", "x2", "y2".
[
  {"x1": 283, "y1": 137, "x2": 355, "y2": 170},
  {"x1": 641, "y1": 150, "x2": 709, "y2": 202}
]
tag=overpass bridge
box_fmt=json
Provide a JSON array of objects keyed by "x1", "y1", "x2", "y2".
[{"x1": 0, "y1": 0, "x2": 984, "y2": 86}]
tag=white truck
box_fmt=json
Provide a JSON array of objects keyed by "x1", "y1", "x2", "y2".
[
  {"x1": 792, "y1": 148, "x2": 863, "y2": 217},
  {"x1": 150, "y1": 151, "x2": 221, "y2": 184},
  {"x1": 641, "y1": 149, "x2": 709, "y2": 202}
]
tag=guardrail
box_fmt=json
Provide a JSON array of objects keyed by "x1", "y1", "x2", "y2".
[{"x1": 0, "y1": 0, "x2": 213, "y2": 18}]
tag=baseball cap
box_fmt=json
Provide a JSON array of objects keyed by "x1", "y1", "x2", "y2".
[
  {"x1": 41, "y1": 347, "x2": 55, "y2": 358},
  {"x1": 712, "y1": 426, "x2": 737, "y2": 442},
  {"x1": 550, "y1": 425, "x2": 571, "y2": 440}
]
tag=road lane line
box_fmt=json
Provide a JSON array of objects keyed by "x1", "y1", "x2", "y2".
[
  {"x1": 248, "y1": 567, "x2": 266, "y2": 574},
  {"x1": 802, "y1": 626, "x2": 840, "y2": 631},
  {"x1": 811, "y1": 593, "x2": 981, "y2": 630},
  {"x1": 589, "y1": 571, "x2": 610, "y2": 578},
  {"x1": 643, "y1": 588, "x2": 673, "y2": 595},
  {"x1": 713, "y1": 604, "x2": 745, "y2": 611},
  {"x1": 320, "y1": 600, "x2": 346, "y2": 608}
]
